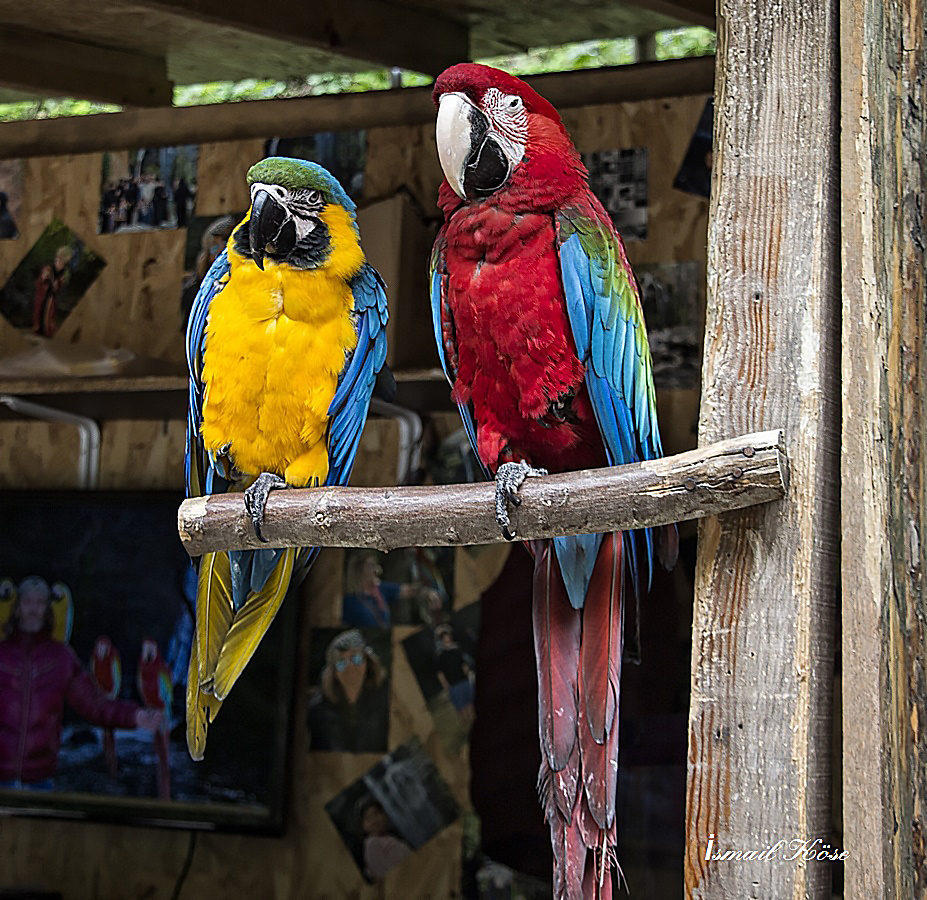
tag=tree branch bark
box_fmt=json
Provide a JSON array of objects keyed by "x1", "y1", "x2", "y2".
[{"x1": 178, "y1": 429, "x2": 788, "y2": 556}]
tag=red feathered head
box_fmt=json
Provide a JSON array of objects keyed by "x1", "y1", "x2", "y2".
[
  {"x1": 433, "y1": 64, "x2": 567, "y2": 132},
  {"x1": 433, "y1": 63, "x2": 583, "y2": 207}
]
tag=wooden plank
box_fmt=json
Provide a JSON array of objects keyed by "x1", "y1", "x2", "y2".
[
  {"x1": 178, "y1": 429, "x2": 789, "y2": 555},
  {"x1": 136, "y1": 0, "x2": 468, "y2": 77},
  {"x1": 840, "y1": 0, "x2": 927, "y2": 896},
  {"x1": 623, "y1": 0, "x2": 715, "y2": 28},
  {"x1": 684, "y1": 0, "x2": 840, "y2": 896},
  {"x1": 0, "y1": 56, "x2": 715, "y2": 159},
  {"x1": 0, "y1": 25, "x2": 172, "y2": 107}
]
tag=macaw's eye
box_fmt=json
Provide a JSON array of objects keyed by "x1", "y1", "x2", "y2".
[
  {"x1": 306, "y1": 190, "x2": 322, "y2": 204},
  {"x1": 507, "y1": 96, "x2": 523, "y2": 111}
]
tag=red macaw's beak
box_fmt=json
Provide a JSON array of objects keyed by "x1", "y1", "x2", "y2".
[
  {"x1": 436, "y1": 92, "x2": 512, "y2": 200},
  {"x1": 248, "y1": 185, "x2": 296, "y2": 270}
]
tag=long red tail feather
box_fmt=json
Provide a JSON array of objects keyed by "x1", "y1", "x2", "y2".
[
  {"x1": 578, "y1": 533, "x2": 623, "y2": 830},
  {"x1": 580, "y1": 532, "x2": 622, "y2": 742},
  {"x1": 532, "y1": 539, "x2": 582, "y2": 772},
  {"x1": 533, "y1": 534, "x2": 626, "y2": 899}
]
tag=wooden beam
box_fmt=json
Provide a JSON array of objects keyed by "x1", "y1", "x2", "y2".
[
  {"x1": 178, "y1": 430, "x2": 787, "y2": 556},
  {"x1": 684, "y1": 0, "x2": 839, "y2": 897},
  {"x1": 0, "y1": 26, "x2": 173, "y2": 108},
  {"x1": 0, "y1": 56, "x2": 715, "y2": 159},
  {"x1": 622, "y1": 0, "x2": 716, "y2": 29},
  {"x1": 136, "y1": 0, "x2": 467, "y2": 77},
  {"x1": 840, "y1": 0, "x2": 927, "y2": 896}
]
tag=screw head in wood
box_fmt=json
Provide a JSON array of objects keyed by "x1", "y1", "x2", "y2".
[
  {"x1": 743, "y1": 446, "x2": 755, "y2": 458},
  {"x1": 732, "y1": 466, "x2": 744, "y2": 479},
  {"x1": 683, "y1": 477, "x2": 697, "y2": 491}
]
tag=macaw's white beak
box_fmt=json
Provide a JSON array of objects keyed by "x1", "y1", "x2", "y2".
[{"x1": 436, "y1": 92, "x2": 474, "y2": 200}]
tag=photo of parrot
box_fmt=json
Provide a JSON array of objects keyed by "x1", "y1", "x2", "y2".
[
  {"x1": 0, "y1": 578, "x2": 14, "y2": 629},
  {"x1": 49, "y1": 581, "x2": 74, "y2": 643},
  {"x1": 137, "y1": 637, "x2": 173, "y2": 800},
  {"x1": 90, "y1": 635, "x2": 122, "y2": 778},
  {"x1": 185, "y1": 157, "x2": 389, "y2": 760},
  {"x1": 430, "y1": 64, "x2": 677, "y2": 899}
]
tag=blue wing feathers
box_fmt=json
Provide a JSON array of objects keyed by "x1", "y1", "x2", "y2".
[
  {"x1": 326, "y1": 263, "x2": 389, "y2": 490},
  {"x1": 185, "y1": 250, "x2": 231, "y2": 497},
  {"x1": 557, "y1": 214, "x2": 666, "y2": 604}
]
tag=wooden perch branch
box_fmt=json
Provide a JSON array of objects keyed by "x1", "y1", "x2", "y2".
[{"x1": 178, "y1": 429, "x2": 788, "y2": 556}]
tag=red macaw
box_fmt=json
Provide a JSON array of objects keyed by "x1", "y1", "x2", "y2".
[
  {"x1": 137, "y1": 638, "x2": 173, "y2": 800},
  {"x1": 430, "y1": 64, "x2": 677, "y2": 899},
  {"x1": 90, "y1": 635, "x2": 122, "y2": 778}
]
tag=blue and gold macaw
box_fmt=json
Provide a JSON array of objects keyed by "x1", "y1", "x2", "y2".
[
  {"x1": 185, "y1": 158, "x2": 389, "y2": 759},
  {"x1": 50, "y1": 581, "x2": 74, "y2": 643}
]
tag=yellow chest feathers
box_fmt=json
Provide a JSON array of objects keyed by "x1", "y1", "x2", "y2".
[{"x1": 199, "y1": 204, "x2": 364, "y2": 486}]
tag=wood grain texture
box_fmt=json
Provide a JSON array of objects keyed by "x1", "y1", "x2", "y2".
[
  {"x1": 0, "y1": 24, "x2": 173, "y2": 107},
  {"x1": 178, "y1": 430, "x2": 788, "y2": 556},
  {"x1": 685, "y1": 2, "x2": 840, "y2": 897},
  {"x1": 840, "y1": 0, "x2": 927, "y2": 896},
  {"x1": 137, "y1": 0, "x2": 469, "y2": 77},
  {"x1": 196, "y1": 140, "x2": 267, "y2": 214}
]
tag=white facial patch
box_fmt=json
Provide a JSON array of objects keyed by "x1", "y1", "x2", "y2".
[{"x1": 482, "y1": 88, "x2": 528, "y2": 166}]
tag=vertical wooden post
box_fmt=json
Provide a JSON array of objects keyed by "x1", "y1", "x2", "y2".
[
  {"x1": 840, "y1": 1, "x2": 927, "y2": 897},
  {"x1": 684, "y1": 1, "x2": 840, "y2": 897}
]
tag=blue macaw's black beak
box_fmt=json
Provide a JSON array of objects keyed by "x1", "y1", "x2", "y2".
[
  {"x1": 248, "y1": 189, "x2": 295, "y2": 270},
  {"x1": 463, "y1": 108, "x2": 511, "y2": 199}
]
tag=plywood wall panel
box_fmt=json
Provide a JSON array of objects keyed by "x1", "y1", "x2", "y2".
[
  {"x1": 197, "y1": 139, "x2": 266, "y2": 214},
  {"x1": 97, "y1": 419, "x2": 186, "y2": 490},
  {"x1": 0, "y1": 420, "x2": 80, "y2": 488}
]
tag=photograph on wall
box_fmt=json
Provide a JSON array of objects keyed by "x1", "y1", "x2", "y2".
[
  {"x1": 583, "y1": 146, "x2": 649, "y2": 241},
  {"x1": 306, "y1": 626, "x2": 392, "y2": 753},
  {"x1": 0, "y1": 159, "x2": 23, "y2": 240},
  {"x1": 635, "y1": 260, "x2": 705, "y2": 389},
  {"x1": 0, "y1": 491, "x2": 297, "y2": 831},
  {"x1": 325, "y1": 737, "x2": 459, "y2": 883},
  {"x1": 179, "y1": 211, "x2": 244, "y2": 323},
  {"x1": 402, "y1": 601, "x2": 479, "y2": 754},
  {"x1": 341, "y1": 546, "x2": 453, "y2": 630},
  {"x1": 673, "y1": 97, "x2": 714, "y2": 199},
  {"x1": 0, "y1": 219, "x2": 106, "y2": 338},
  {"x1": 98, "y1": 145, "x2": 198, "y2": 234},
  {"x1": 264, "y1": 131, "x2": 367, "y2": 201}
]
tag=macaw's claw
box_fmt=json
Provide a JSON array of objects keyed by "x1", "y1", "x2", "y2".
[
  {"x1": 243, "y1": 472, "x2": 288, "y2": 542},
  {"x1": 494, "y1": 461, "x2": 548, "y2": 541}
]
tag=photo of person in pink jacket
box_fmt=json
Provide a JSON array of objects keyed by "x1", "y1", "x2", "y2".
[{"x1": 0, "y1": 576, "x2": 161, "y2": 790}]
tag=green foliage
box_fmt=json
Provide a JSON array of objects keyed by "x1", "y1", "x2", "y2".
[
  {"x1": 0, "y1": 27, "x2": 714, "y2": 121},
  {"x1": 654, "y1": 27, "x2": 716, "y2": 60},
  {"x1": 0, "y1": 98, "x2": 120, "y2": 122},
  {"x1": 480, "y1": 38, "x2": 637, "y2": 76}
]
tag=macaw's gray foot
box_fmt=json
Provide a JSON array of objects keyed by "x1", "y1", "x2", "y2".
[
  {"x1": 494, "y1": 461, "x2": 548, "y2": 541},
  {"x1": 244, "y1": 473, "x2": 288, "y2": 543}
]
